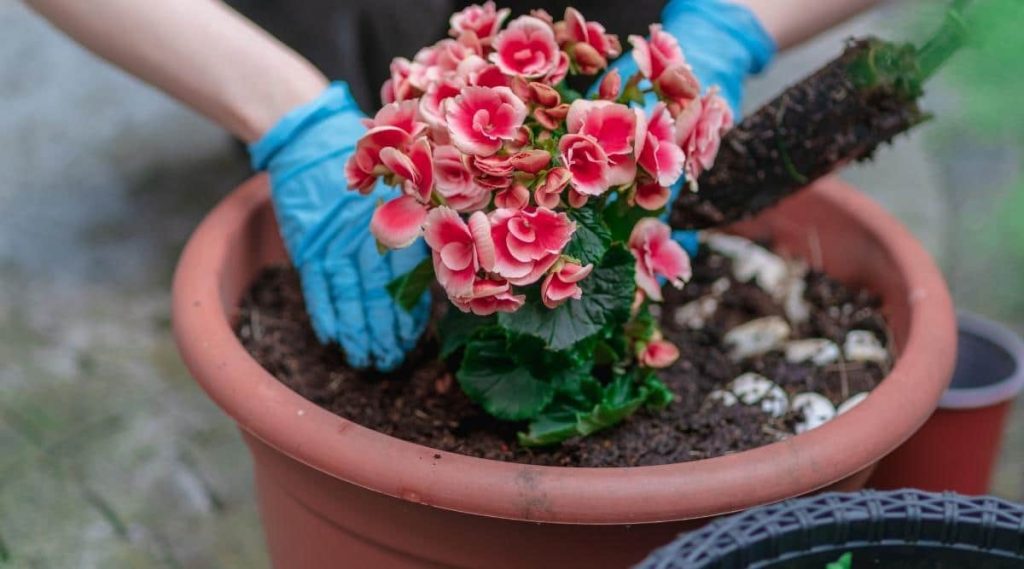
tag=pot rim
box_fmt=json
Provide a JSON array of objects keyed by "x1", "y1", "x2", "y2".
[
  {"x1": 940, "y1": 311, "x2": 1024, "y2": 409},
  {"x1": 171, "y1": 175, "x2": 956, "y2": 525}
]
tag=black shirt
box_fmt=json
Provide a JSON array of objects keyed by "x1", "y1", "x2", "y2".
[{"x1": 230, "y1": 0, "x2": 666, "y2": 110}]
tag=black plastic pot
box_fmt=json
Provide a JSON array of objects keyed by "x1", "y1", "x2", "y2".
[{"x1": 637, "y1": 490, "x2": 1024, "y2": 568}]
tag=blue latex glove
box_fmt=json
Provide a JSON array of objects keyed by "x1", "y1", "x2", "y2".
[
  {"x1": 250, "y1": 82, "x2": 430, "y2": 371},
  {"x1": 600, "y1": 0, "x2": 776, "y2": 255}
]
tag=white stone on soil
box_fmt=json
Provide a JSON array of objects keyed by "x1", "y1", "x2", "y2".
[
  {"x1": 706, "y1": 389, "x2": 738, "y2": 407},
  {"x1": 710, "y1": 277, "x2": 732, "y2": 296},
  {"x1": 783, "y1": 270, "x2": 811, "y2": 324},
  {"x1": 837, "y1": 392, "x2": 870, "y2": 415},
  {"x1": 843, "y1": 330, "x2": 888, "y2": 364},
  {"x1": 785, "y1": 338, "x2": 841, "y2": 366},
  {"x1": 723, "y1": 316, "x2": 791, "y2": 361},
  {"x1": 728, "y1": 372, "x2": 789, "y2": 417},
  {"x1": 674, "y1": 296, "x2": 719, "y2": 329},
  {"x1": 791, "y1": 392, "x2": 837, "y2": 433},
  {"x1": 705, "y1": 233, "x2": 789, "y2": 299}
]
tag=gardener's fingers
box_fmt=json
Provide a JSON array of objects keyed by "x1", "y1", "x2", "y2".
[
  {"x1": 324, "y1": 256, "x2": 373, "y2": 369},
  {"x1": 389, "y1": 241, "x2": 432, "y2": 352},
  {"x1": 356, "y1": 239, "x2": 407, "y2": 372},
  {"x1": 298, "y1": 262, "x2": 337, "y2": 346}
]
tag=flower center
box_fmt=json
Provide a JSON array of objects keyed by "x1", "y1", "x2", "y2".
[{"x1": 472, "y1": 109, "x2": 493, "y2": 135}]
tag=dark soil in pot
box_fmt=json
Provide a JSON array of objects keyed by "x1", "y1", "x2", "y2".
[{"x1": 235, "y1": 243, "x2": 892, "y2": 467}]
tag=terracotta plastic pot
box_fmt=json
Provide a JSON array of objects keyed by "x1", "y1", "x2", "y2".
[
  {"x1": 172, "y1": 175, "x2": 956, "y2": 569},
  {"x1": 869, "y1": 312, "x2": 1024, "y2": 494}
]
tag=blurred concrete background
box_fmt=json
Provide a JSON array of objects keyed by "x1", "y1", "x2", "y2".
[{"x1": 1, "y1": 1, "x2": 1021, "y2": 568}]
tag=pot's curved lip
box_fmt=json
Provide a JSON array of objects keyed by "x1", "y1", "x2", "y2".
[
  {"x1": 940, "y1": 311, "x2": 1024, "y2": 409},
  {"x1": 172, "y1": 175, "x2": 957, "y2": 525}
]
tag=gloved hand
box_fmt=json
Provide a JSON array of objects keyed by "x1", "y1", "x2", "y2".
[
  {"x1": 249, "y1": 82, "x2": 430, "y2": 371},
  {"x1": 599, "y1": 0, "x2": 776, "y2": 254}
]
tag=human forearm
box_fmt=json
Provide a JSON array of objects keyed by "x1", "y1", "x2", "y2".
[
  {"x1": 733, "y1": 0, "x2": 886, "y2": 50},
  {"x1": 26, "y1": 0, "x2": 328, "y2": 142}
]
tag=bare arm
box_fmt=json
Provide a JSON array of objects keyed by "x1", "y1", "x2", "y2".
[
  {"x1": 734, "y1": 0, "x2": 887, "y2": 50},
  {"x1": 25, "y1": 0, "x2": 328, "y2": 142}
]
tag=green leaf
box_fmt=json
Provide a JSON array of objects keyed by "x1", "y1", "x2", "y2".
[
  {"x1": 555, "y1": 81, "x2": 583, "y2": 103},
  {"x1": 457, "y1": 330, "x2": 554, "y2": 420},
  {"x1": 518, "y1": 367, "x2": 674, "y2": 446},
  {"x1": 564, "y1": 204, "x2": 612, "y2": 265},
  {"x1": 498, "y1": 245, "x2": 635, "y2": 350},
  {"x1": 603, "y1": 196, "x2": 662, "y2": 243},
  {"x1": 825, "y1": 552, "x2": 853, "y2": 569},
  {"x1": 438, "y1": 308, "x2": 495, "y2": 358},
  {"x1": 385, "y1": 258, "x2": 434, "y2": 312},
  {"x1": 517, "y1": 409, "x2": 581, "y2": 446},
  {"x1": 507, "y1": 332, "x2": 593, "y2": 389}
]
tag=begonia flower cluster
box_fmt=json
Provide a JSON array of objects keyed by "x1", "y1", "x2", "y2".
[{"x1": 345, "y1": 3, "x2": 732, "y2": 368}]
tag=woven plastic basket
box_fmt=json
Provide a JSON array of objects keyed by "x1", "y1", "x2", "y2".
[{"x1": 637, "y1": 490, "x2": 1024, "y2": 568}]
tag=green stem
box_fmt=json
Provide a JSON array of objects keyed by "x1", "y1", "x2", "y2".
[{"x1": 917, "y1": 3, "x2": 970, "y2": 81}]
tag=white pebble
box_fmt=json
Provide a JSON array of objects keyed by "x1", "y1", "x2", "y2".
[
  {"x1": 791, "y1": 392, "x2": 837, "y2": 433},
  {"x1": 710, "y1": 277, "x2": 732, "y2": 296},
  {"x1": 843, "y1": 330, "x2": 888, "y2": 364},
  {"x1": 674, "y1": 296, "x2": 719, "y2": 329},
  {"x1": 728, "y1": 373, "x2": 789, "y2": 417},
  {"x1": 785, "y1": 339, "x2": 841, "y2": 366},
  {"x1": 837, "y1": 392, "x2": 869, "y2": 415},
  {"x1": 723, "y1": 316, "x2": 791, "y2": 361},
  {"x1": 705, "y1": 233, "x2": 789, "y2": 299},
  {"x1": 706, "y1": 389, "x2": 738, "y2": 407},
  {"x1": 783, "y1": 272, "x2": 811, "y2": 324}
]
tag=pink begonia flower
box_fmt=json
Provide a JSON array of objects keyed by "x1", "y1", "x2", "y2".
[
  {"x1": 676, "y1": 89, "x2": 733, "y2": 182},
  {"x1": 560, "y1": 7, "x2": 622, "y2": 60},
  {"x1": 379, "y1": 138, "x2": 433, "y2": 202},
  {"x1": 424, "y1": 208, "x2": 495, "y2": 298},
  {"x1": 572, "y1": 42, "x2": 607, "y2": 75},
  {"x1": 433, "y1": 145, "x2": 490, "y2": 212},
  {"x1": 566, "y1": 100, "x2": 641, "y2": 187},
  {"x1": 450, "y1": 278, "x2": 525, "y2": 315},
  {"x1": 432, "y1": 39, "x2": 475, "y2": 74},
  {"x1": 370, "y1": 195, "x2": 429, "y2": 250},
  {"x1": 512, "y1": 80, "x2": 561, "y2": 108},
  {"x1": 445, "y1": 86, "x2": 527, "y2": 157},
  {"x1": 449, "y1": 2, "x2": 510, "y2": 44},
  {"x1": 494, "y1": 182, "x2": 530, "y2": 210},
  {"x1": 540, "y1": 260, "x2": 593, "y2": 308},
  {"x1": 490, "y1": 16, "x2": 561, "y2": 78},
  {"x1": 628, "y1": 24, "x2": 685, "y2": 82},
  {"x1": 510, "y1": 149, "x2": 551, "y2": 174},
  {"x1": 640, "y1": 339, "x2": 680, "y2": 368},
  {"x1": 534, "y1": 166, "x2": 571, "y2": 208},
  {"x1": 489, "y1": 207, "x2": 575, "y2": 286},
  {"x1": 533, "y1": 103, "x2": 569, "y2": 130},
  {"x1": 567, "y1": 188, "x2": 589, "y2": 208},
  {"x1": 345, "y1": 100, "x2": 427, "y2": 193},
  {"x1": 458, "y1": 55, "x2": 510, "y2": 88},
  {"x1": 558, "y1": 133, "x2": 610, "y2": 197},
  {"x1": 543, "y1": 51, "x2": 570, "y2": 86},
  {"x1": 637, "y1": 103, "x2": 685, "y2": 187},
  {"x1": 473, "y1": 154, "x2": 514, "y2": 177},
  {"x1": 567, "y1": 100, "x2": 637, "y2": 156},
  {"x1": 633, "y1": 181, "x2": 671, "y2": 211},
  {"x1": 628, "y1": 217, "x2": 691, "y2": 301},
  {"x1": 656, "y1": 64, "x2": 700, "y2": 115},
  {"x1": 597, "y1": 68, "x2": 622, "y2": 101},
  {"x1": 419, "y1": 78, "x2": 464, "y2": 131},
  {"x1": 380, "y1": 57, "x2": 416, "y2": 104}
]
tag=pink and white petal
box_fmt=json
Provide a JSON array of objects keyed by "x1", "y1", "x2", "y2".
[
  {"x1": 467, "y1": 211, "x2": 496, "y2": 272},
  {"x1": 634, "y1": 182, "x2": 671, "y2": 211},
  {"x1": 407, "y1": 138, "x2": 434, "y2": 201},
  {"x1": 370, "y1": 196, "x2": 428, "y2": 249},
  {"x1": 422, "y1": 207, "x2": 469, "y2": 251},
  {"x1": 651, "y1": 240, "x2": 692, "y2": 287}
]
